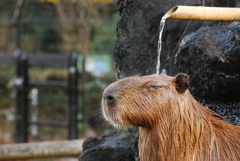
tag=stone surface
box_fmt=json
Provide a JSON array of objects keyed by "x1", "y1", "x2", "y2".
[
  {"x1": 204, "y1": 103, "x2": 240, "y2": 126},
  {"x1": 176, "y1": 25, "x2": 240, "y2": 102},
  {"x1": 175, "y1": 23, "x2": 240, "y2": 125},
  {"x1": 113, "y1": 0, "x2": 236, "y2": 79},
  {"x1": 114, "y1": 0, "x2": 204, "y2": 78},
  {"x1": 79, "y1": 128, "x2": 138, "y2": 161}
]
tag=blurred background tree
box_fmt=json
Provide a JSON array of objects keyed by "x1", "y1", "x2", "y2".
[{"x1": 0, "y1": 0, "x2": 118, "y2": 55}]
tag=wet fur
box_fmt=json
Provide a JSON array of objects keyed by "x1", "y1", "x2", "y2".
[{"x1": 102, "y1": 74, "x2": 240, "y2": 161}]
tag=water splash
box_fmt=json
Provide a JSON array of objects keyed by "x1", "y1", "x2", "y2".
[{"x1": 156, "y1": 18, "x2": 166, "y2": 75}]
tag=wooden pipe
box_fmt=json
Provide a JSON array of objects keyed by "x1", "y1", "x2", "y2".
[{"x1": 163, "y1": 6, "x2": 240, "y2": 21}]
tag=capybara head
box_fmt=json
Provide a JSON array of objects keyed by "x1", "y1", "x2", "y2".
[{"x1": 101, "y1": 73, "x2": 189, "y2": 128}]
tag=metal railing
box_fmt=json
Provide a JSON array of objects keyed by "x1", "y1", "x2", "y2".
[{"x1": 14, "y1": 50, "x2": 79, "y2": 143}]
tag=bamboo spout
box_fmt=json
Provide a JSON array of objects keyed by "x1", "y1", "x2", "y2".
[{"x1": 163, "y1": 6, "x2": 240, "y2": 21}]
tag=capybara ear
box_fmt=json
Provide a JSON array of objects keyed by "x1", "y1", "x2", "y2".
[{"x1": 174, "y1": 73, "x2": 189, "y2": 93}]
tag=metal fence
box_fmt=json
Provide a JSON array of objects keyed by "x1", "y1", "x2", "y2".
[
  {"x1": 0, "y1": 51, "x2": 80, "y2": 144},
  {"x1": 0, "y1": 52, "x2": 115, "y2": 145}
]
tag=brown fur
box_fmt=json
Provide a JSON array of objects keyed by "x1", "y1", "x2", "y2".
[{"x1": 101, "y1": 74, "x2": 240, "y2": 161}]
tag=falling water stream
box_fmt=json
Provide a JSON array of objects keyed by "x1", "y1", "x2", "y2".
[{"x1": 156, "y1": 18, "x2": 166, "y2": 75}]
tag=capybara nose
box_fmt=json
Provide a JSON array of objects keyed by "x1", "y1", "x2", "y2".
[
  {"x1": 103, "y1": 86, "x2": 117, "y2": 108},
  {"x1": 103, "y1": 88, "x2": 116, "y2": 107},
  {"x1": 106, "y1": 95, "x2": 115, "y2": 106}
]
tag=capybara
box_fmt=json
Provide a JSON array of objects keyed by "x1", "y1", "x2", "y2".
[{"x1": 101, "y1": 73, "x2": 240, "y2": 161}]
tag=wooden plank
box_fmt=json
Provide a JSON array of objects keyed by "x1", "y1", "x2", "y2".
[{"x1": 0, "y1": 139, "x2": 83, "y2": 160}]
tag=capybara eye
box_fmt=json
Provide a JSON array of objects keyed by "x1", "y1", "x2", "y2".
[{"x1": 149, "y1": 86, "x2": 162, "y2": 90}]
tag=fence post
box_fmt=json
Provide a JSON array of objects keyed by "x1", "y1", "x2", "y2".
[
  {"x1": 14, "y1": 50, "x2": 29, "y2": 143},
  {"x1": 68, "y1": 51, "x2": 78, "y2": 140}
]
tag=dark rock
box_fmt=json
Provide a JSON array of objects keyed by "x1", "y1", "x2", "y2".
[
  {"x1": 175, "y1": 25, "x2": 240, "y2": 102},
  {"x1": 204, "y1": 103, "x2": 240, "y2": 126},
  {"x1": 113, "y1": 0, "x2": 235, "y2": 79},
  {"x1": 175, "y1": 23, "x2": 240, "y2": 125},
  {"x1": 113, "y1": 0, "x2": 206, "y2": 79},
  {"x1": 79, "y1": 128, "x2": 139, "y2": 161}
]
